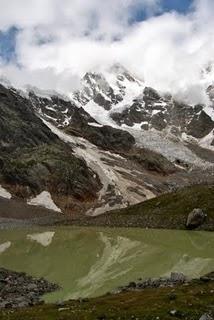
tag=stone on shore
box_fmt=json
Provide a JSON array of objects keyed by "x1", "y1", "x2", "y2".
[{"x1": 186, "y1": 208, "x2": 206, "y2": 229}]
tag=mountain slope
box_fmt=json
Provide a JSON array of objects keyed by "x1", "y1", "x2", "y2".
[
  {"x1": 0, "y1": 84, "x2": 176, "y2": 217},
  {"x1": 0, "y1": 63, "x2": 214, "y2": 220},
  {"x1": 71, "y1": 184, "x2": 214, "y2": 231},
  {"x1": 0, "y1": 84, "x2": 101, "y2": 217},
  {"x1": 28, "y1": 66, "x2": 214, "y2": 167}
]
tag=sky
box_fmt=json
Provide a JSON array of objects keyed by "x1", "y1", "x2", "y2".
[{"x1": 0, "y1": 0, "x2": 214, "y2": 104}]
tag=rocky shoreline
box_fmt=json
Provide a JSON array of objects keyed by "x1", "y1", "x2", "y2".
[
  {"x1": 114, "y1": 272, "x2": 188, "y2": 294},
  {"x1": 0, "y1": 269, "x2": 213, "y2": 320},
  {"x1": 114, "y1": 272, "x2": 214, "y2": 294},
  {"x1": 0, "y1": 268, "x2": 59, "y2": 308},
  {"x1": 0, "y1": 269, "x2": 214, "y2": 320}
]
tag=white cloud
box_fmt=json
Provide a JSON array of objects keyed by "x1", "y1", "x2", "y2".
[
  {"x1": 0, "y1": 0, "x2": 214, "y2": 105},
  {"x1": 0, "y1": 0, "x2": 160, "y2": 36}
]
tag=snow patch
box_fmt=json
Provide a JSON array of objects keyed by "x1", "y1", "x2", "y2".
[
  {"x1": 127, "y1": 127, "x2": 213, "y2": 168},
  {"x1": 204, "y1": 105, "x2": 214, "y2": 121},
  {"x1": 43, "y1": 113, "x2": 58, "y2": 122},
  {"x1": 123, "y1": 121, "x2": 149, "y2": 130},
  {"x1": 88, "y1": 122, "x2": 103, "y2": 128},
  {"x1": 83, "y1": 100, "x2": 115, "y2": 126},
  {"x1": 0, "y1": 185, "x2": 12, "y2": 199},
  {"x1": 199, "y1": 130, "x2": 214, "y2": 151},
  {"x1": 182, "y1": 130, "x2": 214, "y2": 151},
  {"x1": 45, "y1": 105, "x2": 56, "y2": 112},
  {"x1": 27, "y1": 191, "x2": 62, "y2": 213},
  {"x1": 27, "y1": 232, "x2": 55, "y2": 247},
  {"x1": 152, "y1": 109, "x2": 161, "y2": 116},
  {"x1": 0, "y1": 241, "x2": 11, "y2": 254}
]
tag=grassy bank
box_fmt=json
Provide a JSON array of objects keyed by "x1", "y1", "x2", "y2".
[
  {"x1": 69, "y1": 184, "x2": 214, "y2": 231},
  {"x1": 0, "y1": 275, "x2": 213, "y2": 320}
]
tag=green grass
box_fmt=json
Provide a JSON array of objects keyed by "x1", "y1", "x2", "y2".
[
  {"x1": 0, "y1": 278, "x2": 213, "y2": 320},
  {"x1": 74, "y1": 184, "x2": 214, "y2": 230}
]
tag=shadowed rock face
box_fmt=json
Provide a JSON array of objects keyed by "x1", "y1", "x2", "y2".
[
  {"x1": 0, "y1": 85, "x2": 101, "y2": 211},
  {"x1": 0, "y1": 85, "x2": 58, "y2": 152},
  {"x1": 30, "y1": 90, "x2": 136, "y2": 153},
  {"x1": 29, "y1": 91, "x2": 97, "y2": 128},
  {"x1": 111, "y1": 87, "x2": 214, "y2": 139},
  {"x1": 186, "y1": 111, "x2": 214, "y2": 138},
  {"x1": 65, "y1": 124, "x2": 135, "y2": 153},
  {"x1": 125, "y1": 147, "x2": 176, "y2": 175}
]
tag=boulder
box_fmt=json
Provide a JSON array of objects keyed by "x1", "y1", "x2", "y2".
[
  {"x1": 187, "y1": 111, "x2": 214, "y2": 139},
  {"x1": 186, "y1": 208, "x2": 206, "y2": 229},
  {"x1": 199, "y1": 314, "x2": 213, "y2": 320},
  {"x1": 143, "y1": 87, "x2": 161, "y2": 101},
  {"x1": 150, "y1": 112, "x2": 167, "y2": 131},
  {"x1": 170, "y1": 272, "x2": 186, "y2": 283}
]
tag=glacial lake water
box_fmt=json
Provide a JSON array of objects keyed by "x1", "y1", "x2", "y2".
[{"x1": 0, "y1": 227, "x2": 213, "y2": 303}]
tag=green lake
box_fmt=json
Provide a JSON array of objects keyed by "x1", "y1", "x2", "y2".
[{"x1": 0, "y1": 227, "x2": 213, "y2": 302}]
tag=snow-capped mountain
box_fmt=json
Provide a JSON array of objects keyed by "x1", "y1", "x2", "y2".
[
  {"x1": 0, "y1": 64, "x2": 214, "y2": 220},
  {"x1": 28, "y1": 63, "x2": 214, "y2": 156},
  {"x1": 72, "y1": 64, "x2": 214, "y2": 146}
]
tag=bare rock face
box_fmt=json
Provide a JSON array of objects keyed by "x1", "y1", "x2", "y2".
[
  {"x1": 186, "y1": 208, "x2": 206, "y2": 229},
  {"x1": 199, "y1": 314, "x2": 214, "y2": 320},
  {"x1": 65, "y1": 124, "x2": 135, "y2": 153}
]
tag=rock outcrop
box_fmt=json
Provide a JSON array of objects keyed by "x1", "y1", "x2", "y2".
[
  {"x1": 186, "y1": 208, "x2": 206, "y2": 229},
  {"x1": 199, "y1": 314, "x2": 214, "y2": 320}
]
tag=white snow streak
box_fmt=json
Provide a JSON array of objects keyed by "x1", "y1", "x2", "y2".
[
  {"x1": 43, "y1": 120, "x2": 155, "y2": 215},
  {"x1": 204, "y1": 105, "x2": 214, "y2": 121},
  {"x1": 27, "y1": 191, "x2": 62, "y2": 213},
  {"x1": 0, "y1": 241, "x2": 11, "y2": 254},
  {"x1": 0, "y1": 185, "x2": 12, "y2": 199},
  {"x1": 88, "y1": 122, "x2": 103, "y2": 128}
]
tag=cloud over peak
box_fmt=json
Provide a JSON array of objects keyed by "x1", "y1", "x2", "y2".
[{"x1": 0, "y1": 0, "x2": 214, "y2": 105}]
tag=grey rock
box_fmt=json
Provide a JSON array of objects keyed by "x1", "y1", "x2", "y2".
[
  {"x1": 199, "y1": 313, "x2": 213, "y2": 320},
  {"x1": 0, "y1": 268, "x2": 59, "y2": 309},
  {"x1": 170, "y1": 272, "x2": 186, "y2": 283},
  {"x1": 170, "y1": 310, "x2": 177, "y2": 316},
  {"x1": 169, "y1": 310, "x2": 184, "y2": 318},
  {"x1": 186, "y1": 208, "x2": 206, "y2": 229}
]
